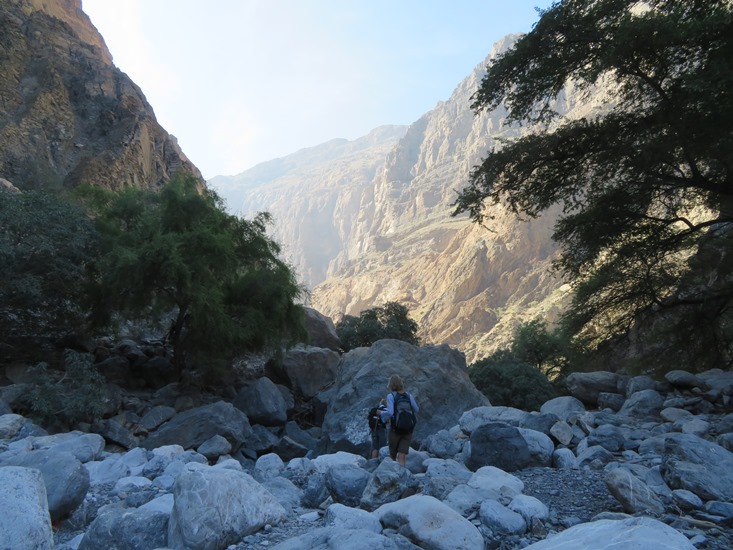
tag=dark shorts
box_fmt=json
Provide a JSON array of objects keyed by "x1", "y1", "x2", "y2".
[
  {"x1": 388, "y1": 428, "x2": 413, "y2": 457},
  {"x1": 371, "y1": 427, "x2": 387, "y2": 452}
]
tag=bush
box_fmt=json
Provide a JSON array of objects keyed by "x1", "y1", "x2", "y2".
[
  {"x1": 336, "y1": 302, "x2": 419, "y2": 351},
  {"x1": 469, "y1": 350, "x2": 557, "y2": 411},
  {"x1": 20, "y1": 350, "x2": 107, "y2": 428}
]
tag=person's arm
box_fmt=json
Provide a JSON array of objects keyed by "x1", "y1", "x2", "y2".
[
  {"x1": 381, "y1": 393, "x2": 394, "y2": 423},
  {"x1": 409, "y1": 393, "x2": 419, "y2": 414}
]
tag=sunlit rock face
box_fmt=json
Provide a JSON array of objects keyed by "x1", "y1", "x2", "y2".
[
  {"x1": 210, "y1": 35, "x2": 598, "y2": 363},
  {"x1": 0, "y1": 0, "x2": 201, "y2": 191}
]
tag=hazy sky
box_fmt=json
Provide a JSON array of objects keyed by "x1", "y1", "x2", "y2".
[{"x1": 82, "y1": 1, "x2": 552, "y2": 179}]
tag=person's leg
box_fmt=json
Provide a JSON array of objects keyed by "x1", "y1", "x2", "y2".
[
  {"x1": 396, "y1": 433, "x2": 413, "y2": 466},
  {"x1": 388, "y1": 429, "x2": 399, "y2": 461}
]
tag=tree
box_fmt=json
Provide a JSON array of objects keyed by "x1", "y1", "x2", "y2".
[
  {"x1": 468, "y1": 350, "x2": 557, "y2": 411},
  {"x1": 336, "y1": 301, "x2": 420, "y2": 351},
  {"x1": 0, "y1": 190, "x2": 98, "y2": 360},
  {"x1": 453, "y1": 0, "x2": 733, "y2": 369},
  {"x1": 84, "y1": 172, "x2": 307, "y2": 372}
]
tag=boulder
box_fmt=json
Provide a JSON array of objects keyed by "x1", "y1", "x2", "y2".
[
  {"x1": 253, "y1": 453, "x2": 285, "y2": 482},
  {"x1": 587, "y1": 425, "x2": 626, "y2": 452},
  {"x1": 0, "y1": 467, "x2": 54, "y2": 550},
  {"x1": 0, "y1": 449, "x2": 89, "y2": 521},
  {"x1": 660, "y1": 433, "x2": 733, "y2": 501},
  {"x1": 421, "y1": 429, "x2": 463, "y2": 459},
  {"x1": 480, "y1": 499, "x2": 527, "y2": 535},
  {"x1": 539, "y1": 396, "x2": 586, "y2": 422},
  {"x1": 143, "y1": 401, "x2": 252, "y2": 451},
  {"x1": 459, "y1": 406, "x2": 529, "y2": 434},
  {"x1": 618, "y1": 389, "x2": 664, "y2": 419},
  {"x1": 626, "y1": 375, "x2": 657, "y2": 396},
  {"x1": 270, "y1": 527, "x2": 400, "y2": 550},
  {"x1": 303, "y1": 307, "x2": 341, "y2": 351},
  {"x1": 361, "y1": 458, "x2": 414, "y2": 511},
  {"x1": 320, "y1": 340, "x2": 489, "y2": 454},
  {"x1": 374, "y1": 494, "x2": 485, "y2": 550},
  {"x1": 282, "y1": 346, "x2": 340, "y2": 399},
  {"x1": 28, "y1": 432, "x2": 105, "y2": 463},
  {"x1": 323, "y1": 503, "x2": 382, "y2": 533},
  {"x1": 325, "y1": 463, "x2": 371, "y2": 507},
  {"x1": 522, "y1": 516, "x2": 694, "y2": 549},
  {"x1": 517, "y1": 427, "x2": 554, "y2": 467},
  {"x1": 664, "y1": 370, "x2": 702, "y2": 389},
  {"x1": 233, "y1": 378, "x2": 288, "y2": 426},
  {"x1": 466, "y1": 423, "x2": 532, "y2": 472},
  {"x1": 565, "y1": 372, "x2": 620, "y2": 406},
  {"x1": 78, "y1": 505, "x2": 168, "y2": 550},
  {"x1": 604, "y1": 467, "x2": 665, "y2": 515},
  {"x1": 0, "y1": 413, "x2": 25, "y2": 439},
  {"x1": 138, "y1": 405, "x2": 176, "y2": 432},
  {"x1": 509, "y1": 494, "x2": 550, "y2": 524},
  {"x1": 197, "y1": 434, "x2": 232, "y2": 460},
  {"x1": 168, "y1": 464, "x2": 286, "y2": 550}
]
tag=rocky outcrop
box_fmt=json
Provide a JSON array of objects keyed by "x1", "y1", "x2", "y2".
[{"x1": 0, "y1": 0, "x2": 201, "y2": 191}]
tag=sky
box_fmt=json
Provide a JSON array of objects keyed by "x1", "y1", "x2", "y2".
[{"x1": 82, "y1": 1, "x2": 553, "y2": 180}]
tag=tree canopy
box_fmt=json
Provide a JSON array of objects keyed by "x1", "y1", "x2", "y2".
[
  {"x1": 336, "y1": 301, "x2": 420, "y2": 352},
  {"x1": 454, "y1": 0, "x2": 733, "y2": 370},
  {"x1": 0, "y1": 190, "x2": 98, "y2": 360},
  {"x1": 84, "y1": 173, "x2": 307, "y2": 372}
]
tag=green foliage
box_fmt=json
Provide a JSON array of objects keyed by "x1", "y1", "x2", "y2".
[
  {"x1": 82, "y1": 172, "x2": 307, "y2": 372},
  {"x1": 21, "y1": 350, "x2": 107, "y2": 428},
  {"x1": 336, "y1": 301, "x2": 420, "y2": 352},
  {"x1": 454, "y1": 0, "x2": 733, "y2": 370},
  {"x1": 469, "y1": 350, "x2": 557, "y2": 411},
  {"x1": 0, "y1": 190, "x2": 98, "y2": 359}
]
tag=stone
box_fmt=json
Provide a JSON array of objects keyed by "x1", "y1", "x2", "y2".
[
  {"x1": 587, "y1": 424, "x2": 626, "y2": 452},
  {"x1": 234, "y1": 377, "x2": 288, "y2": 426},
  {"x1": 78, "y1": 506, "x2": 168, "y2": 550},
  {"x1": 671, "y1": 489, "x2": 703, "y2": 511},
  {"x1": 0, "y1": 467, "x2": 54, "y2": 550},
  {"x1": 626, "y1": 375, "x2": 656, "y2": 396},
  {"x1": 360, "y1": 458, "x2": 413, "y2": 511},
  {"x1": 197, "y1": 434, "x2": 232, "y2": 460},
  {"x1": 518, "y1": 427, "x2": 554, "y2": 467},
  {"x1": 28, "y1": 431, "x2": 105, "y2": 463},
  {"x1": 325, "y1": 463, "x2": 371, "y2": 507},
  {"x1": 480, "y1": 499, "x2": 527, "y2": 535},
  {"x1": 618, "y1": 389, "x2": 664, "y2": 419},
  {"x1": 311, "y1": 451, "x2": 367, "y2": 473},
  {"x1": 565, "y1": 372, "x2": 620, "y2": 406},
  {"x1": 168, "y1": 464, "x2": 287, "y2": 550},
  {"x1": 324, "y1": 502, "x2": 382, "y2": 533},
  {"x1": 143, "y1": 400, "x2": 252, "y2": 451},
  {"x1": 549, "y1": 420, "x2": 574, "y2": 446},
  {"x1": 540, "y1": 396, "x2": 587, "y2": 422},
  {"x1": 661, "y1": 433, "x2": 733, "y2": 501},
  {"x1": 467, "y1": 422, "x2": 532, "y2": 472},
  {"x1": 0, "y1": 413, "x2": 25, "y2": 439},
  {"x1": 522, "y1": 516, "x2": 694, "y2": 549},
  {"x1": 665, "y1": 370, "x2": 702, "y2": 389},
  {"x1": 597, "y1": 392, "x2": 625, "y2": 411},
  {"x1": 552, "y1": 447, "x2": 578, "y2": 469},
  {"x1": 303, "y1": 307, "x2": 341, "y2": 351},
  {"x1": 321, "y1": 340, "x2": 489, "y2": 454},
  {"x1": 270, "y1": 527, "x2": 400, "y2": 550},
  {"x1": 509, "y1": 494, "x2": 550, "y2": 524},
  {"x1": 421, "y1": 429, "x2": 462, "y2": 458},
  {"x1": 459, "y1": 405, "x2": 529, "y2": 434},
  {"x1": 604, "y1": 467, "x2": 665, "y2": 515},
  {"x1": 263, "y1": 476, "x2": 302, "y2": 513},
  {"x1": 253, "y1": 453, "x2": 285, "y2": 482},
  {"x1": 374, "y1": 494, "x2": 485, "y2": 550},
  {"x1": 576, "y1": 445, "x2": 614, "y2": 469},
  {"x1": 282, "y1": 345, "x2": 340, "y2": 399},
  {"x1": 0, "y1": 449, "x2": 89, "y2": 521},
  {"x1": 138, "y1": 405, "x2": 176, "y2": 432}
]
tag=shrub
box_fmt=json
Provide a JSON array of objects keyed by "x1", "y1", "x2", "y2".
[
  {"x1": 21, "y1": 350, "x2": 107, "y2": 428},
  {"x1": 469, "y1": 350, "x2": 557, "y2": 411}
]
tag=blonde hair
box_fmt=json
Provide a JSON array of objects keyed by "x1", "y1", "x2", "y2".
[{"x1": 388, "y1": 375, "x2": 404, "y2": 392}]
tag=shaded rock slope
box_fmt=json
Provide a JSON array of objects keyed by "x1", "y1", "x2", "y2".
[{"x1": 0, "y1": 0, "x2": 201, "y2": 191}]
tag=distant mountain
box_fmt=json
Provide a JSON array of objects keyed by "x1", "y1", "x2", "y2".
[
  {"x1": 211, "y1": 35, "x2": 594, "y2": 363},
  {"x1": 0, "y1": 0, "x2": 201, "y2": 191}
]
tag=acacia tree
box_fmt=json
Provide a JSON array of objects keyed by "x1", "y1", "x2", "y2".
[
  {"x1": 336, "y1": 302, "x2": 420, "y2": 351},
  {"x1": 453, "y1": 0, "x2": 733, "y2": 369},
  {"x1": 85, "y1": 172, "x2": 307, "y2": 372}
]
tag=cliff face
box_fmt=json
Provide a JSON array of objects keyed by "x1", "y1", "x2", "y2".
[
  {"x1": 0, "y1": 0, "x2": 201, "y2": 190},
  {"x1": 211, "y1": 35, "x2": 590, "y2": 363}
]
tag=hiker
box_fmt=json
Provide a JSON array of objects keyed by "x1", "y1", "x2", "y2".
[
  {"x1": 368, "y1": 398, "x2": 388, "y2": 459},
  {"x1": 381, "y1": 374, "x2": 419, "y2": 466}
]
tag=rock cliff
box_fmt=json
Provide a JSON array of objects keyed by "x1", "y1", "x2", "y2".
[
  {"x1": 212, "y1": 35, "x2": 585, "y2": 363},
  {"x1": 0, "y1": 0, "x2": 201, "y2": 191}
]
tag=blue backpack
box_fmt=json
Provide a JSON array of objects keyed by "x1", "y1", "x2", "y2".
[{"x1": 392, "y1": 392, "x2": 416, "y2": 435}]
